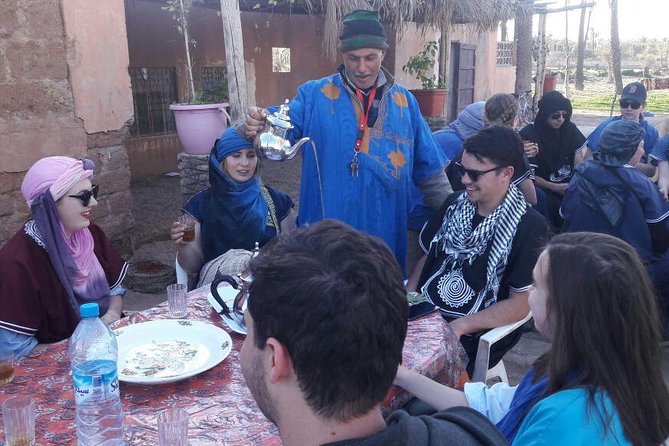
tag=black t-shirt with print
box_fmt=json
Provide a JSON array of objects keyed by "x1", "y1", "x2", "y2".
[{"x1": 417, "y1": 192, "x2": 548, "y2": 321}]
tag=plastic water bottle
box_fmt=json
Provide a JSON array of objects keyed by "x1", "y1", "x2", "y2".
[{"x1": 69, "y1": 303, "x2": 125, "y2": 445}]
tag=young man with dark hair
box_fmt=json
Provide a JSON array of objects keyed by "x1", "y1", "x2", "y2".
[
  {"x1": 408, "y1": 126, "x2": 548, "y2": 376},
  {"x1": 240, "y1": 219, "x2": 507, "y2": 446}
]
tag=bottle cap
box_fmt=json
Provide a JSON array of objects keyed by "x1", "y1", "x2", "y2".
[{"x1": 79, "y1": 303, "x2": 100, "y2": 318}]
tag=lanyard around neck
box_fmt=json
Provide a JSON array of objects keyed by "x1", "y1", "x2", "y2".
[{"x1": 354, "y1": 84, "x2": 377, "y2": 152}]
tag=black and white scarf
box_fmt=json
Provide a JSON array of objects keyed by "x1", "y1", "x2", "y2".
[{"x1": 429, "y1": 185, "x2": 527, "y2": 313}]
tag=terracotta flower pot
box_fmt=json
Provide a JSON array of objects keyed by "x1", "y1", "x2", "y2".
[
  {"x1": 170, "y1": 103, "x2": 231, "y2": 155},
  {"x1": 411, "y1": 89, "x2": 447, "y2": 117}
]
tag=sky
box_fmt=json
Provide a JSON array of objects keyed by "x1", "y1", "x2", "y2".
[{"x1": 540, "y1": 0, "x2": 667, "y2": 42}]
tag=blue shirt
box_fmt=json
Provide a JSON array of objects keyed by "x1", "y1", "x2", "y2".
[
  {"x1": 650, "y1": 133, "x2": 669, "y2": 162},
  {"x1": 560, "y1": 162, "x2": 669, "y2": 262},
  {"x1": 513, "y1": 388, "x2": 630, "y2": 445},
  {"x1": 587, "y1": 116, "x2": 658, "y2": 161},
  {"x1": 408, "y1": 129, "x2": 463, "y2": 231}
]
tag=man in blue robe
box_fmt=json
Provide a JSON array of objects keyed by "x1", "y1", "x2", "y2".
[{"x1": 243, "y1": 10, "x2": 451, "y2": 273}]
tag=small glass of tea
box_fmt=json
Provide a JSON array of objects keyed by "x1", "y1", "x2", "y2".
[{"x1": 0, "y1": 350, "x2": 14, "y2": 386}]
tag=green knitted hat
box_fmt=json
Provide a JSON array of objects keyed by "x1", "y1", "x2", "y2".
[{"x1": 339, "y1": 10, "x2": 388, "y2": 52}]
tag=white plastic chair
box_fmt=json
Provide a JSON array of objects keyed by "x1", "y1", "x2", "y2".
[
  {"x1": 175, "y1": 255, "x2": 188, "y2": 286},
  {"x1": 471, "y1": 312, "x2": 533, "y2": 384}
]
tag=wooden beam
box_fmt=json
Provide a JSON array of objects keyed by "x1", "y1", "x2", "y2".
[
  {"x1": 219, "y1": 0, "x2": 248, "y2": 125},
  {"x1": 536, "y1": 2, "x2": 595, "y2": 14}
]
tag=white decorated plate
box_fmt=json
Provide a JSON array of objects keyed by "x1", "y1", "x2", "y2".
[
  {"x1": 207, "y1": 286, "x2": 248, "y2": 335},
  {"x1": 114, "y1": 319, "x2": 232, "y2": 384}
]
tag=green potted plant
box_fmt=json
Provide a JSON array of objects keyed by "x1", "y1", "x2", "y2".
[
  {"x1": 164, "y1": 0, "x2": 230, "y2": 155},
  {"x1": 403, "y1": 40, "x2": 447, "y2": 117}
]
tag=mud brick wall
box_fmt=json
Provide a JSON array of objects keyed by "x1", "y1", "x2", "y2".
[
  {"x1": 0, "y1": 0, "x2": 134, "y2": 255},
  {"x1": 178, "y1": 152, "x2": 209, "y2": 206}
]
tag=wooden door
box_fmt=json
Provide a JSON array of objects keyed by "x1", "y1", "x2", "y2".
[{"x1": 448, "y1": 43, "x2": 476, "y2": 121}]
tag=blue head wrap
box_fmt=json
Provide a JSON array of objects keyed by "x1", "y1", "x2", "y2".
[
  {"x1": 213, "y1": 127, "x2": 254, "y2": 163},
  {"x1": 448, "y1": 101, "x2": 485, "y2": 140},
  {"x1": 201, "y1": 127, "x2": 268, "y2": 262},
  {"x1": 595, "y1": 120, "x2": 645, "y2": 167}
]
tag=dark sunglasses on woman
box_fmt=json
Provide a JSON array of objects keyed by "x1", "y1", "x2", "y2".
[
  {"x1": 549, "y1": 112, "x2": 567, "y2": 120},
  {"x1": 619, "y1": 99, "x2": 641, "y2": 110},
  {"x1": 453, "y1": 161, "x2": 504, "y2": 182},
  {"x1": 68, "y1": 184, "x2": 99, "y2": 206}
]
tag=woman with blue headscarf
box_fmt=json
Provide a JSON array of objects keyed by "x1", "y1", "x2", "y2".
[{"x1": 171, "y1": 128, "x2": 296, "y2": 285}]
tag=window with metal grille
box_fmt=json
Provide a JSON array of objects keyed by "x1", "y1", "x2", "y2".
[
  {"x1": 497, "y1": 42, "x2": 514, "y2": 66},
  {"x1": 128, "y1": 67, "x2": 177, "y2": 137},
  {"x1": 200, "y1": 66, "x2": 228, "y2": 103}
]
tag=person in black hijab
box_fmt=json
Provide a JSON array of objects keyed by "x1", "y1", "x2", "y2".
[{"x1": 519, "y1": 91, "x2": 586, "y2": 229}]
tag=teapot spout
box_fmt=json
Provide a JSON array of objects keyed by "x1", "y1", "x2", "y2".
[{"x1": 284, "y1": 137, "x2": 312, "y2": 160}]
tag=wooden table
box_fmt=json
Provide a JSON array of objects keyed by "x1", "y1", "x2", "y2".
[{"x1": 0, "y1": 285, "x2": 467, "y2": 445}]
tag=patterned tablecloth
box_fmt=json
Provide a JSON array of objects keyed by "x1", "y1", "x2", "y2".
[{"x1": 0, "y1": 285, "x2": 467, "y2": 445}]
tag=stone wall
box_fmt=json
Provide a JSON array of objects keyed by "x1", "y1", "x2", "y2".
[
  {"x1": 177, "y1": 153, "x2": 209, "y2": 206},
  {"x1": 0, "y1": 0, "x2": 135, "y2": 254}
]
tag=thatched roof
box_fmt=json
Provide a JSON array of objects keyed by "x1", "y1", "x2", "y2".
[{"x1": 237, "y1": 0, "x2": 515, "y2": 59}]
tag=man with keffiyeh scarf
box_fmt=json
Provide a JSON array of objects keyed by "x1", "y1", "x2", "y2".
[{"x1": 407, "y1": 127, "x2": 548, "y2": 376}]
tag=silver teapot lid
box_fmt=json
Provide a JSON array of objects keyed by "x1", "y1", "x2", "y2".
[{"x1": 266, "y1": 100, "x2": 293, "y2": 129}]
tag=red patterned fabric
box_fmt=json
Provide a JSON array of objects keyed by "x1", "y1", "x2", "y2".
[{"x1": 0, "y1": 285, "x2": 467, "y2": 445}]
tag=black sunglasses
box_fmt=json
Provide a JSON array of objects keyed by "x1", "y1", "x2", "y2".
[
  {"x1": 454, "y1": 161, "x2": 504, "y2": 182},
  {"x1": 619, "y1": 99, "x2": 641, "y2": 110},
  {"x1": 68, "y1": 184, "x2": 99, "y2": 206},
  {"x1": 549, "y1": 112, "x2": 567, "y2": 120}
]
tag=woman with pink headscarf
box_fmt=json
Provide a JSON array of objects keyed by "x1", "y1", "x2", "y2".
[{"x1": 0, "y1": 156, "x2": 127, "y2": 358}]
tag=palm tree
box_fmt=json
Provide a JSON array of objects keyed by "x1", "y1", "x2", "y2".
[
  {"x1": 575, "y1": 0, "x2": 588, "y2": 90},
  {"x1": 514, "y1": 1, "x2": 533, "y2": 95}
]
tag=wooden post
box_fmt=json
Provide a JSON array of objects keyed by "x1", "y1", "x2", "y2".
[
  {"x1": 534, "y1": 13, "x2": 547, "y2": 111},
  {"x1": 219, "y1": 0, "x2": 248, "y2": 125},
  {"x1": 563, "y1": 0, "x2": 570, "y2": 98},
  {"x1": 438, "y1": 26, "x2": 450, "y2": 90}
]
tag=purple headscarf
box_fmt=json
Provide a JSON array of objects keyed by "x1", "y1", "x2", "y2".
[{"x1": 21, "y1": 157, "x2": 111, "y2": 316}]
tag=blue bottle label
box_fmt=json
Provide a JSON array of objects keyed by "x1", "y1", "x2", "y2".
[{"x1": 72, "y1": 359, "x2": 120, "y2": 405}]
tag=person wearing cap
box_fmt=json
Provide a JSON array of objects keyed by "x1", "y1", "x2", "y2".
[
  {"x1": 0, "y1": 156, "x2": 128, "y2": 358},
  {"x1": 170, "y1": 127, "x2": 296, "y2": 286},
  {"x1": 586, "y1": 81, "x2": 659, "y2": 178},
  {"x1": 518, "y1": 91, "x2": 587, "y2": 229},
  {"x1": 244, "y1": 9, "x2": 450, "y2": 274},
  {"x1": 561, "y1": 120, "x2": 669, "y2": 334},
  {"x1": 407, "y1": 126, "x2": 548, "y2": 376}
]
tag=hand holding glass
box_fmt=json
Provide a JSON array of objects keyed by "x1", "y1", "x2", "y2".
[{"x1": 178, "y1": 215, "x2": 196, "y2": 242}]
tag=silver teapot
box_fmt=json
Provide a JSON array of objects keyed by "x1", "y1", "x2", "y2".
[
  {"x1": 209, "y1": 243, "x2": 260, "y2": 319},
  {"x1": 254, "y1": 100, "x2": 312, "y2": 161}
]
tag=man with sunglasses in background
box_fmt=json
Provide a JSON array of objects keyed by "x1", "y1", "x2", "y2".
[
  {"x1": 406, "y1": 126, "x2": 548, "y2": 376},
  {"x1": 586, "y1": 81, "x2": 659, "y2": 178}
]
